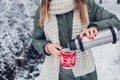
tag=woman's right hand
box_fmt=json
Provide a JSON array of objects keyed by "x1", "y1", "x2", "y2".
[{"x1": 47, "y1": 43, "x2": 63, "y2": 61}]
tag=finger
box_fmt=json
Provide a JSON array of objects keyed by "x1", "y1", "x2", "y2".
[
  {"x1": 89, "y1": 29, "x2": 95, "y2": 39},
  {"x1": 93, "y1": 28, "x2": 98, "y2": 36},
  {"x1": 52, "y1": 48, "x2": 60, "y2": 55},
  {"x1": 55, "y1": 44, "x2": 63, "y2": 50},
  {"x1": 56, "y1": 50, "x2": 60, "y2": 55},
  {"x1": 85, "y1": 30, "x2": 91, "y2": 39},
  {"x1": 80, "y1": 31, "x2": 86, "y2": 40},
  {"x1": 51, "y1": 49, "x2": 60, "y2": 60},
  {"x1": 54, "y1": 54, "x2": 60, "y2": 61}
]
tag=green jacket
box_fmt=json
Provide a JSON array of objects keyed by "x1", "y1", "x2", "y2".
[{"x1": 32, "y1": 0, "x2": 120, "y2": 55}]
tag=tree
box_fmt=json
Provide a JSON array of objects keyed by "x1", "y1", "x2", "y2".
[
  {"x1": 117, "y1": 0, "x2": 120, "y2": 4},
  {"x1": 99, "y1": 0, "x2": 102, "y2": 4}
]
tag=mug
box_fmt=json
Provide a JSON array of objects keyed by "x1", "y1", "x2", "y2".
[{"x1": 60, "y1": 48, "x2": 76, "y2": 69}]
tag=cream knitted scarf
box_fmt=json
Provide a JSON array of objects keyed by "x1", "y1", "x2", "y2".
[{"x1": 39, "y1": 0, "x2": 95, "y2": 80}]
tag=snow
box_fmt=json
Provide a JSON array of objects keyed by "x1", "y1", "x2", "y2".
[
  {"x1": 0, "y1": 0, "x2": 43, "y2": 80},
  {"x1": 92, "y1": 1, "x2": 120, "y2": 80},
  {"x1": 0, "y1": 0, "x2": 120, "y2": 80}
]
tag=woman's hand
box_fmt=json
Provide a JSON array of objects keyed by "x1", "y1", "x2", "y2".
[
  {"x1": 80, "y1": 27, "x2": 98, "y2": 40},
  {"x1": 47, "y1": 43, "x2": 63, "y2": 60}
]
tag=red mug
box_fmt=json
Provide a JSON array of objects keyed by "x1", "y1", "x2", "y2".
[{"x1": 60, "y1": 48, "x2": 76, "y2": 69}]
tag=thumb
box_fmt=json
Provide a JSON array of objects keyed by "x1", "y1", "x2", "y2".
[
  {"x1": 55, "y1": 45, "x2": 63, "y2": 50},
  {"x1": 53, "y1": 51, "x2": 61, "y2": 61},
  {"x1": 80, "y1": 30, "x2": 86, "y2": 40}
]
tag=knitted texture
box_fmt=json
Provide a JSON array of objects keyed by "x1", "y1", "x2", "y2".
[{"x1": 39, "y1": 0, "x2": 95, "y2": 80}]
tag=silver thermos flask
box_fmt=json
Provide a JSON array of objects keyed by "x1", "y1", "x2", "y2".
[{"x1": 68, "y1": 26, "x2": 119, "y2": 52}]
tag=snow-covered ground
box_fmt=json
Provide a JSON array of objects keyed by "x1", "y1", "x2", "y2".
[
  {"x1": 0, "y1": 0, "x2": 120, "y2": 80},
  {"x1": 92, "y1": 1, "x2": 120, "y2": 80}
]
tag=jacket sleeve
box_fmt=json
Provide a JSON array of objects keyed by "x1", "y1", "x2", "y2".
[
  {"x1": 88, "y1": 0, "x2": 120, "y2": 31},
  {"x1": 31, "y1": 7, "x2": 50, "y2": 55}
]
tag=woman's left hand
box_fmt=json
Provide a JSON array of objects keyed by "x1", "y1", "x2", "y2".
[{"x1": 80, "y1": 27, "x2": 98, "y2": 40}]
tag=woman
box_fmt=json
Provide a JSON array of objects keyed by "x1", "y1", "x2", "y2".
[{"x1": 32, "y1": 0, "x2": 120, "y2": 80}]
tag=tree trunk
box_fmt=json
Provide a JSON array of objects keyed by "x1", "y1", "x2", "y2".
[
  {"x1": 117, "y1": 0, "x2": 120, "y2": 4},
  {"x1": 100, "y1": 0, "x2": 102, "y2": 4}
]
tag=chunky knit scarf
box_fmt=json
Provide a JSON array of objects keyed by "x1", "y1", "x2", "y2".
[{"x1": 39, "y1": 0, "x2": 95, "y2": 80}]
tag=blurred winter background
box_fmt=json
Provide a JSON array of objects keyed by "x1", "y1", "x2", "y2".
[{"x1": 0, "y1": 0, "x2": 120, "y2": 80}]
